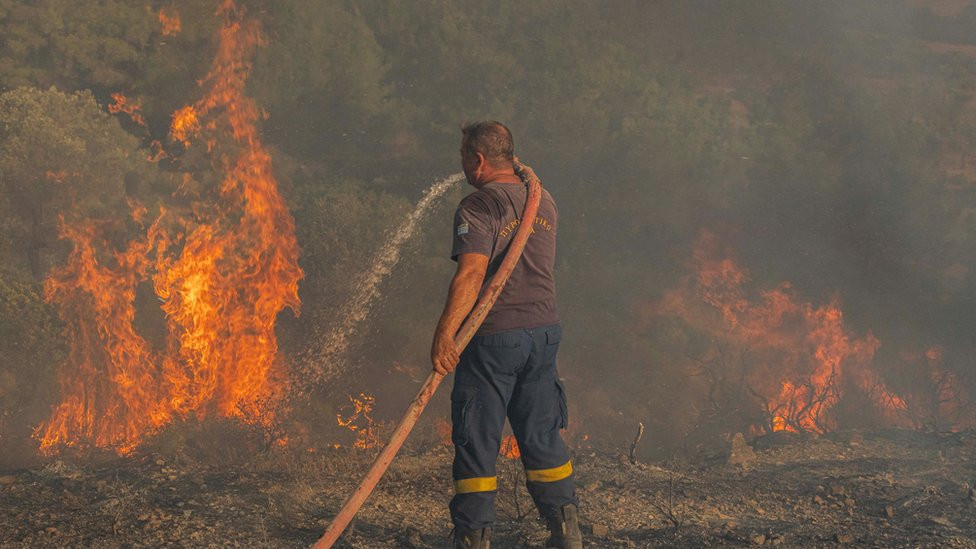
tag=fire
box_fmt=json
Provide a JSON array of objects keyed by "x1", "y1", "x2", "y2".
[
  {"x1": 147, "y1": 140, "x2": 167, "y2": 163},
  {"x1": 36, "y1": 0, "x2": 302, "y2": 455},
  {"x1": 169, "y1": 106, "x2": 200, "y2": 147},
  {"x1": 337, "y1": 393, "x2": 381, "y2": 449},
  {"x1": 500, "y1": 435, "x2": 521, "y2": 460},
  {"x1": 577, "y1": 433, "x2": 590, "y2": 448},
  {"x1": 660, "y1": 231, "x2": 908, "y2": 434},
  {"x1": 37, "y1": 218, "x2": 170, "y2": 454},
  {"x1": 431, "y1": 422, "x2": 521, "y2": 458},
  {"x1": 108, "y1": 92, "x2": 147, "y2": 128},
  {"x1": 158, "y1": 7, "x2": 181, "y2": 36},
  {"x1": 154, "y1": 0, "x2": 302, "y2": 425},
  {"x1": 108, "y1": 93, "x2": 167, "y2": 162}
]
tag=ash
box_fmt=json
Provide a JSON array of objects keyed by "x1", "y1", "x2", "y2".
[{"x1": 2, "y1": 430, "x2": 976, "y2": 547}]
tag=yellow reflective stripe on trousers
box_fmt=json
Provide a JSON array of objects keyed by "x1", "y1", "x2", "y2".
[
  {"x1": 525, "y1": 460, "x2": 573, "y2": 483},
  {"x1": 455, "y1": 476, "x2": 498, "y2": 494}
]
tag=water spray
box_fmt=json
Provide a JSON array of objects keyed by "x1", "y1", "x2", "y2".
[
  {"x1": 312, "y1": 163, "x2": 543, "y2": 548},
  {"x1": 301, "y1": 172, "x2": 465, "y2": 388}
]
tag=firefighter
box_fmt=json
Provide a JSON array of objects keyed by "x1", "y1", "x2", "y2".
[{"x1": 431, "y1": 121, "x2": 582, "y2": 548}]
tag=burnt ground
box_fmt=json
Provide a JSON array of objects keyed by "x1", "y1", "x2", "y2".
[{"x1": 1, "y1": 429, "x2": 976, "y2": 548}]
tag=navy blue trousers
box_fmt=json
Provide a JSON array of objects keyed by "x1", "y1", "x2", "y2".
[{"x1": 449, "y1": 323, "x2": 577, "y2": 530}]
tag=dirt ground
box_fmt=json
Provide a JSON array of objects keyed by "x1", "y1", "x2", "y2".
[{"x1": 2, "y1": 429, "x2": 976, "y2": 548}]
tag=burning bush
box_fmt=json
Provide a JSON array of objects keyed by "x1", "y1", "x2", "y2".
[
  {"x1": 0, "y1": 86, "x2": 168, "y2": 464},
  {"x1": 651, "y1": 231, "x2": 915, "y2": 442},
  {"x1": 25, "y1": 2, "x2": 302, "y2": 457}
]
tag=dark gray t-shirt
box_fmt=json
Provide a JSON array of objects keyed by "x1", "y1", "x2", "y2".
[{"x1": 451, "y1": 181, "x2": 558, "y2": 334}]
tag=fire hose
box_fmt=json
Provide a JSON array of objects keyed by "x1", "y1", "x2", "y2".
[{"x1": 313, "y1": 163, "x2": 543, "y2": 548}]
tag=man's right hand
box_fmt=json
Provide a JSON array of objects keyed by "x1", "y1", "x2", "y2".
[
  {"x1": 430, "y1": 254, "x2": 488, "y2": 376},
  {"x1": 431, "y1": 330, "x2": 460, "y2": 376}
]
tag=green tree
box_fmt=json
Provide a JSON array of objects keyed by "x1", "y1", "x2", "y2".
[
  {"x1": 0, "y1": 86, "x2": 163, "y2": 278},
  {"x1": 0, "y1": 0, "x2": 153, "y2": 91},
  {"x1": 0, "y1": 0, "x2": 219, "y2": 137},
  {"x1": 250, "y1": 0, "x2": 391, "y2": 163},
  {"x1": 0, "y1": 270, "x2": 63, "y2": 462}
]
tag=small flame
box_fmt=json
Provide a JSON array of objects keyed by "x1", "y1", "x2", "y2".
[
  {"x1": 108, "y1": 93, "x2": 147, "y2": 128},
  {"x1": 159, "y1": 7, "x2": 182, "y2": 36},
  {"x1": 500, "y1": 435, "x2": 521, "y2": 460},
  {"x1": 337, "y1": 393, "x2": 381, "y2": 449},
  {"x1": 147, "y1": 140, "x2": 168, "y2": 163},
  {"x1": 169, "y1": 106, "x2": 200, "y2": 147}
]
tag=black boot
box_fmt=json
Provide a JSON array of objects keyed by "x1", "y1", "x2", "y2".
[
  {"x1": 545, "y1": 504, "x2": 583, "y2": 548},
  {"x1": 453, "y1": 526, "x2": 491, "y2": 548}
]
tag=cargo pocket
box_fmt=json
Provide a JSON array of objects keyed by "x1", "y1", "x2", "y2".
[
  {"x1": 543, "y1": 325, "x2": 562, "y2": 366},
  {"x1": 555, "y1": 378, "x2": 568, "y2": 430},
  {"x1": 545, "y1": 325, "x2": 562, "y2": 345},
  {"x1": 451, "y1": 385, "x2": 477, "y2": 446}
]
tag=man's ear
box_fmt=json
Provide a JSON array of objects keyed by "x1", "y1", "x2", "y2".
[{"x1": 475, "y1": 151, "x2": 487, "y2": 170}]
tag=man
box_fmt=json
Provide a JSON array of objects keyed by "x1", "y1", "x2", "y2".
[{"x1": 431, "y1": 121, "x2": 582, "y2": 549}]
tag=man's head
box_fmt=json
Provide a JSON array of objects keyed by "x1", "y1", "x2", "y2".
[{"x1": 460, "y1": 121, "x2": 515, "y2": 187}]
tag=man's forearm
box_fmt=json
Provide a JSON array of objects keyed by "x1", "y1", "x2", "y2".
[
  {"x1": 432, "y1": 253, "x2": 489, "y2": 374},
  {"x1": 435, "y1": 269, "x2": 484, "y2": 341}
]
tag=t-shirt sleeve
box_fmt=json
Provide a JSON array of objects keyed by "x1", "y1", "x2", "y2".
[{"x1": 451, "y1": 197, "x2": 493, "y2": 261}]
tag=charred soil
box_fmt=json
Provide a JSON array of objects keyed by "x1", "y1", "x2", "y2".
[{"x1": 2, "y1": 429, "x2": 976, "y2": 547}]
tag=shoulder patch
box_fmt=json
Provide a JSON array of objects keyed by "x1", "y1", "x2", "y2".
[{"x1": 456, "y1": 222, "x2": 469, "y2": 236}]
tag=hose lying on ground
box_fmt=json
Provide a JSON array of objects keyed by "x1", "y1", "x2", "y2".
[{"x1": 312, "y1": 162, "x2": 543, "y2": 548}]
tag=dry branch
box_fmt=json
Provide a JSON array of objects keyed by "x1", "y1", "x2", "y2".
[{"x1": 629, "y1": 422, "x2": 645, "y2": 465}]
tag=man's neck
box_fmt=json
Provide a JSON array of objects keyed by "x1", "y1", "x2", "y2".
[
  {"x1": 478, "y1": 167, "x2": 520, "y2": 186},
  {"x1": 481, "y1": 175, "x2": 521, "y2": 185}
]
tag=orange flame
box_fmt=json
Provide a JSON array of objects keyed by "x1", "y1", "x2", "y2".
[
  {"x1": 108, "y1": 92, "x2": 147, "y2": 128},
  {"x1": 37, "y1": 218, "x2": 168, "y2": 454},
  {"x1": 159, "y1": 7, "x2": 182, "y2": 36},
  {"x1": 109, "y1": 94, "x2": 166, "y2": 162},
  {"x1": 36, "y1": 0, "x2": 302, "y2": 455},
  {"x1": 500, "y1": 435, "x2": 521, "y2": 460},
  {"x1": 659, "y1": 231, "x2": 907, "y2": 434},
  {"x1": 337, "y1": 393, "x2": 381, "y2": 449},
  {"x1": 154, "y1": 0, "x2": 302, "y2": 426},
  {"x1": 147, "y1": 140, "x2": 167, "y2": 163},
  {"x1": 169, "y1": 106, "x2": 200, "y2": 147}
]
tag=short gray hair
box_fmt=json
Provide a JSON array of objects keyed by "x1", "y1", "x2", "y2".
[{"x1": 461, "y1": 121, "x2": 514, "y2": 164}]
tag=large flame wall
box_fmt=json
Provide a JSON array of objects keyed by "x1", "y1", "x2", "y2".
[{"x1": 36, "y1": 0, "x2": 302, "y2": 455}]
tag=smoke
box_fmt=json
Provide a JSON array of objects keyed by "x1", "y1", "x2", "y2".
[
  {"x1": 3, "y1": 1, "x2": 976, "y2": 461},
  {"x1": 297, "y1": 172, "x2": 464, "y2": 391}
]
